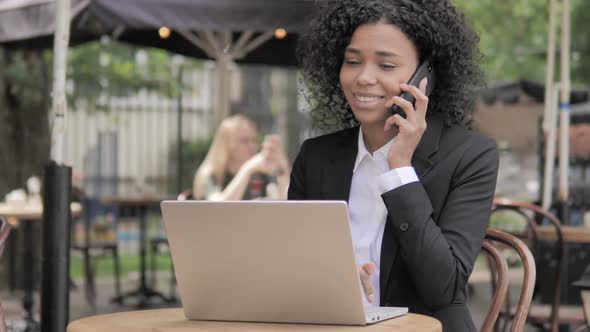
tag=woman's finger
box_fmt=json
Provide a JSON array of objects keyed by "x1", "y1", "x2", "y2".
[
  {"x1": 403, "y1": 79, "x2": 429, "y2": 117},
  {"x1": 390, "y1": 94, "x2": 416, "y2": 122},
  {"x1": 384, "y1": 113, "x2": 410, "y2": 132},
  {"x1": 360, "y1": 263, "x2": 376, "y2": 303}
]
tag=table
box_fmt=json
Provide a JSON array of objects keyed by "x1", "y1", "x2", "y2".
[
  {"x1": 536, "y1": 225, "x2": 590, "y2": 243},
  {"x1": 534, "y1": 225, "x2": 590, "y2": 306},
  {"x1": 67, "y1": 308, "x2": 442, "y2": 332},
  {"x1": 0, "y1": 202, "x2": 81, "y2": 331},
  {"x1": 101, "y1": 195, "x2": 172, "y2": 308}
]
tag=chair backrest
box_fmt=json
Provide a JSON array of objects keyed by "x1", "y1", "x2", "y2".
[
  {"x1": 0, "y1": 217, "x2": 10, "y2": 254},
  {"x1": 0, "y1": 217, "x2": 12, "y2": 332},
  {"x1": 480, "y1": 238, "x2": 510, "y2": 332},
  {"x1": 485, "y1": 228, "x2": 536, "y2": 332},
  {"x1": 492, "y1": 198, "x2": 563, "y2": 332}
]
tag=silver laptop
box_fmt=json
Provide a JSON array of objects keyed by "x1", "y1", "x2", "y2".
[{"x1": 160, "y1": 200, "x2": 408, "y2": 325}]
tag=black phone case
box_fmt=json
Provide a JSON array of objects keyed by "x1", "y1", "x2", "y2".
[{"x1": 389, "y1": 60, "x2": 436, "y2": 117}]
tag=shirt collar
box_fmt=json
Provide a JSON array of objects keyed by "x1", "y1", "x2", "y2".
[{"x1": 353, "y1": 127, "x2": 395, "y2": 173}]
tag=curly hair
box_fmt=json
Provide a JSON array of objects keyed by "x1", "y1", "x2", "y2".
[{"x1": 297, "y1": 0, "x2": 483, "y2": 129}]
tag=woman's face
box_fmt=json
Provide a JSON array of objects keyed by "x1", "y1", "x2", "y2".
[
  {"x1": 230, "y1": 122, "x2": 259, "y2": 167},
  {"x1": 339, "y1": 23, "x2": 419, "y2": 127}
]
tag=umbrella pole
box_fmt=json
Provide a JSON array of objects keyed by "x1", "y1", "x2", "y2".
[
  {"x1": 214, "y1": 54, "x2": 232, "y2": 128},
  {"x1": 176, "y1": 66, "x2": 184, "y2": 194},
  {"x1": 542, "y1": 0, "x2": 558, "y2": 210},
  {"x1": 558, "y1": 0, "x2": 571, "y2": 223},
  {"x1": 543, "y1": 84, "x2": 560, "y2": 211},
  {"x1": 42, "y1": 0, "x2": 72, "y2": 331}
]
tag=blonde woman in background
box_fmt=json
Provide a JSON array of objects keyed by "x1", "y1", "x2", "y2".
[{"x1": 193, "y1": 114, "x2": 290, "y2": 200}]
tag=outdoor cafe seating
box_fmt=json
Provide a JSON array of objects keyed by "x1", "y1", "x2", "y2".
[
  {"x1": 489, "y1": 199, "x2": 587, "y2": 331},
  {"x1": 0, "y1": 217, "x2": 12, "y2": 332},
  {"x1": 483, "y1": 228, "x2": 536, "y2": 332},
  {"x1": 572, "y1": 266, "x2": 590, "y2": 332}
]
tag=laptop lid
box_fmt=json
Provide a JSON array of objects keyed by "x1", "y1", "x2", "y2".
[{"x1": 160, "y1": 200, "x2": 368, "y2": 325}]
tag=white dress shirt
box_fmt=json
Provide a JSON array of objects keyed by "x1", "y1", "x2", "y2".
[{"x1": 348, "y1": 127, "x2": 419, "y2": 307}]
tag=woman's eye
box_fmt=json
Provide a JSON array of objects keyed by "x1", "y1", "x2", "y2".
[
  {"x1": 344, "y1": 59, "x2": 360, "y2": 65},
  {"x1": 380, "y1": 64, "x2": 397, "y2": 70}
]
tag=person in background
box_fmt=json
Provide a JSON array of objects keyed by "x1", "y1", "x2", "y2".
[
  {"x1": 193, "y1": 114, "x2": 290, "y2": 201},
  {"x1": 289, "y1": 1, "x2": 499, "y2": 331}
]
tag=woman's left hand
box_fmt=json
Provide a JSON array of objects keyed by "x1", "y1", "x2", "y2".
[
  {"x1": 384, "y1": 78, "x2": 429, "y2": 169},
  {"x1": 263, "y1": 134, "x2": 290, "y2": 175}
]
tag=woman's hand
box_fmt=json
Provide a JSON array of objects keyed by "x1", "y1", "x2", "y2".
[
  {"x1": 384, "y1": 78, "x2": 429, "y2": 169},
  {"x1": 359, "y1": 262, "x2": 376, "y2": 304},
  {"x1": 262, "y1": 134, "x2": 290, "y2": 175},
  {"x1": 242, "y1": 152, "x2": 276, "y2": 175},
  {"x1": 242, "y1": 135, "x2": 289, "y2": 176},
  {"x1": 261, "y1": 134, "x2": 291, "y2": 199}
]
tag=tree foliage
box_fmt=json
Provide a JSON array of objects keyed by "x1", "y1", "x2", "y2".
[
  {"x1": 1, "y1": 1, "x2": 589, "y2": 197},
  {"x1": 0, "y1": 40, "x2": 194, "y2": 196},
  {"x1": 454, "y1": 0, "x2": 589, "y2": 85},
  {"x1": 67, "y1": 39, "x2": 192, "y2": 108}
]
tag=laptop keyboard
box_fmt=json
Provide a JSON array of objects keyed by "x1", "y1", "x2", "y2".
[
  {"x1": 365, "y1": 307, "x2": 396, "y2": 315},
  {"x1": 364, "y1": 306, "x2": 407, "y2": 323}
]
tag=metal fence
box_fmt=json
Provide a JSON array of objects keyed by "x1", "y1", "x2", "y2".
[{"x1": 64, "y1": 66, "x2": 214, "y2": 197}]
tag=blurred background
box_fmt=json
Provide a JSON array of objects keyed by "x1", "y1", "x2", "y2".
[{"x1": 0, "y1": 0, "x2": 589, "y2": 331}]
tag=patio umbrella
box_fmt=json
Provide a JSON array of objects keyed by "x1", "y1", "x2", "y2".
[
  {"x1": 0, "y1": 0, "x2": 329, "y2": 193},
  {"x1": 558, "y1": 0, "x2": 572, "y2": 218},
  {"x1": 0, "y1": 0, "x2": 330, "y2": 329},
  {"x1": 542, "y1": 0, "x2": 572, "y2": 219},
  {"x1": 0, "y1": 0, "x2": 328, "y2": 127}
]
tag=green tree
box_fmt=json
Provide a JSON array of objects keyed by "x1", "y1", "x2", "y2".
[
  {"x1": 67, "y1": 39, "x2": 185, "y2": 108},
  {"x1": 0, "y1": 49, "x2": 51, "y2": 197},
  {"x1": 572, "y1": 0, "x2": 590, "y2": 81},
  {"x1": 0, "y1": 40, "x2": 192, "y2": 197},
  {"x1": 454, "y1": 0, "x2": 589, "y2": 85}
]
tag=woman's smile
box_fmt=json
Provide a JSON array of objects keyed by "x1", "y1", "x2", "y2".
[{"x1": 352, "y1": 93, "x2": 386, "y2": 108}]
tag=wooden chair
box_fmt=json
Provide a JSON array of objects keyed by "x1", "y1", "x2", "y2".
[
  {"x1": 485, "y1": 228, "x2": 536, "y2": 332},
  {"x1": 481, "y1": 237, "x2": 510, "y2": 332},
  {"x1": 491, "y1": 199, "x2": 585, "y2": 331},
  {"x1": 0, "y1": 217, "x2": 12, "y2": 332}
]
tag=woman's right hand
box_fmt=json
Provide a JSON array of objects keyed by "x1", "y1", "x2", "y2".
[
  {"x1": 360, "y1": 262, "x2": 376, "y2": 304},
  {"x1": 243, "y1": 135, "x2": 288, "y2": 175},
  {"x1": 262, "y1": 135, "x2": 290, "y2": 174},
  {"x1": 242, "y1": 152, "x2": 277, "y2": 175}
]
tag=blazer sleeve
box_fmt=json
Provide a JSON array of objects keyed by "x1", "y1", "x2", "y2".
[
  {"x1": 381, "y1": 135, "x2": 499, "y2": 309},
  {"x1": 288, "y1": 139, "x2": 308, "y2": 200}
]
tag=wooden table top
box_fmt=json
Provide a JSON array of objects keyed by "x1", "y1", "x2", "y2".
[
  {"x1": 536, "y1": 225, "x2": 590, "y2": 243},
  {"x1": 0, "y1": 202, "x2": 82, "y2": 220},
  {"x1": 67, "y1": 308, "x2": 442, "y2": 332}
]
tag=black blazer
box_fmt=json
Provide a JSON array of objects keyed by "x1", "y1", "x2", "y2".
[{"x1": 288, "y1": 115, "x2": 499, "y2": 331}]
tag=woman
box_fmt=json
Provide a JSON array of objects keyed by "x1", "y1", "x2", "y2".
[
  {"x1": 289, "y1": 1, "x2": 499, "y2": 331},
  {"x1": 193, "y1": 114, "x2": 290, "y2": 200}
]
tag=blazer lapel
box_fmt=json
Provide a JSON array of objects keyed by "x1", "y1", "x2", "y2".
[
  {"x1": 380, "y1": 115, "x2": 444, "y2": 302},
  {"x1": 321, "y1": 126, "x2": 359, "y2": 201},
  {"x1": 411, "y1": 115, "x2": 443, "y2": 179}
]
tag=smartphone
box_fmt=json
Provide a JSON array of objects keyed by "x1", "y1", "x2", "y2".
[{"x1": 389, "y1": 60, "x2": 437, "y2": 117}]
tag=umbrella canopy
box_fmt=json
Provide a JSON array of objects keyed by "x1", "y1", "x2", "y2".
[
  {"x1": 0, "y1": 0, "x2": 332, "y2": 127},
  {"x1": 0, "y1": 0, "x2": 326, "y2": 66}
]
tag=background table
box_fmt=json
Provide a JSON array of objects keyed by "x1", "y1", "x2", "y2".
[
  {"x1": 101, "y1": 195, "x2": 171, "y2": 307},
  {"x1": 0, "y1": 202, "x2": 81, "y2": 331},
  {"x1": 536, "y1": 225, "x2": 590, "y2": 243},
  {"x1": 535, "y1": 225, "x2": 590, "y2": 305},
  {"x1": 67, "y1": 308, "x2": 442, "y2": 332}
]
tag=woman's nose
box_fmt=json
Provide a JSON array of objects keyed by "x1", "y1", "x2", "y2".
[{"x1": 357, "y1": 66, "x2": 377, "y2": 86}]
